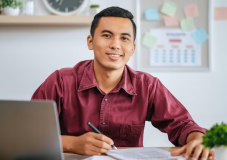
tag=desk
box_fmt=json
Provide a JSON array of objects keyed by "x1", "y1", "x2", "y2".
[
  {"x1": 64, "y1": 147, "x2": 212, "y2": 160},
  {"x1": 64, "y1": 147, "x2": 182, "y2": 159}
]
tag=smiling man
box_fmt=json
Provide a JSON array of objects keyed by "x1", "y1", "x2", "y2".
[{"x1": 32, "y1": 7, "x2": 214, "y2": 160}]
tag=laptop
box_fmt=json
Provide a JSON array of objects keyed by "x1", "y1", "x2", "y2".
[{"x1": 0, "y1": 100, "x2": 64, "y2": 160}]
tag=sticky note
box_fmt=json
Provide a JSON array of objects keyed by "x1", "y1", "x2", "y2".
[
  {"x1": 142, "y1": 32, "x2": 157, "y2": 48},
  {"x1": 180, "y1": 18, "x2": 196, "y2": 32},
  {"x1": 163, "y1": 15, "x2": 179, "y2": 27},
  {"x1": 161, "y1": 1, "x2": 177, "y2": 17},
  {"x1": 184, "y1": 3, "x2": 199, "y2": 18},
  {"x1": 144, "y1": 8, "x2": 160, "y2": 21},
  {"x1": 215, "y1": 7, "x2": 227, "y2": 20},
  {"x1": 192, "y1": 28, "x2": 209, "y2": 44}
]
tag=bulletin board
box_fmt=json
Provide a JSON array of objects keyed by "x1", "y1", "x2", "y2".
[{"x1": 135, "y1": 0, "x2": 211, "y2": 72}]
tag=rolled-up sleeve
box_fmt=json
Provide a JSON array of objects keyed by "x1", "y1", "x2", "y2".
[
  {"x1": 148, "y1": 79, "x2": 206, "y2": 146},
  {"x1": 31, "y1": 70, "x2": 63, "y2": 116}
]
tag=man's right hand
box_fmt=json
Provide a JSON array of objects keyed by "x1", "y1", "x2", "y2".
[{"x1": 61, "y1": 132, "x2": 114, "y2": 155}]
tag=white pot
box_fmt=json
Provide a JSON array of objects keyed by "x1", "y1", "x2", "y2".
[
  {"x1": 213, "y1": 146, "x2": 227, "y2": 160},
  {"x1": 2, "y1": 7, "x2": 20, "y2": 16},
  {"x1": 90, "y1": 8, "x2": 100, "y2": 15}
]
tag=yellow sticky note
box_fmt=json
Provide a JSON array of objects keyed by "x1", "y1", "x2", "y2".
[
  {"x1": 180, "y1": 18, "x2": 196, "y2": 32},
  {"x1": 142, "y1": 33, "x2": 157, "y2": 48},
  {"x1": 161, "y1": 1, "x2": 177, "y2": 16}
]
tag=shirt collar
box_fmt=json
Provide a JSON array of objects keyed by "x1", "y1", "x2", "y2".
[{"x1": 78, "y1": 60, "x2": 137, "y2": 96}]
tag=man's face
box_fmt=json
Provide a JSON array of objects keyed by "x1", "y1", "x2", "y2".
[{"x1": 87, "y1": 17, "x2": 136, "y2": 71}]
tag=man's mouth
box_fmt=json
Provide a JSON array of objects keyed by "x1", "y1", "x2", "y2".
[{"x1": 106, "y1": 53, "x2": 122, "y2": 57}]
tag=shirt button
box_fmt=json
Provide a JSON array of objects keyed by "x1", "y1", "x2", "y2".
[
  {"x1": 104, "y1": 99, "x2": 108, "y2": 102},
  {"x1": 102, "y1": 122, "x2": 106, "y2": 125}
]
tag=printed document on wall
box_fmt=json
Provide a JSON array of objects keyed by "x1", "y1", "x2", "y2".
[{"x1": 149, "y1": 28, "x2": 201, "y2": 66}]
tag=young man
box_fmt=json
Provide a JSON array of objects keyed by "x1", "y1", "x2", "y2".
[{"x1": 32, "y1": 7, "x2": 214, "y2": 160}]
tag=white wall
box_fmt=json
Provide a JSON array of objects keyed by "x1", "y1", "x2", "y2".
[{"x1": 0, "y1": 0, "x2": 227, "y2": 147}]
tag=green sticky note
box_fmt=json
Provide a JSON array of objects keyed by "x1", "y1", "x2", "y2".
[
  {"x1": 161, "y1": 1, "x2": 177, "y2": 16},
  {"x1": 180, "y1": 18, "x2": 196, "y2": 32},
  {"x1": 142, "y1": 32, "x2": 157, "y2": 48}
]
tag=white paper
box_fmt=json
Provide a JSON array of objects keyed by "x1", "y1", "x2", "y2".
[
  {"x1": 149, "y1": 28, "x2": 201, "y2": 67},
  {"x1": 107, "y1": 147, "x2": 185, "y2": 160},
  {"x1": 64, "y1": 154, "x2": 115, "y2": 160}
]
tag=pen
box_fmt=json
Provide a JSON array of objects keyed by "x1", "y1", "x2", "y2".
[{"x1": 87, "y1": 122, "x2": 117, "y2": 150}]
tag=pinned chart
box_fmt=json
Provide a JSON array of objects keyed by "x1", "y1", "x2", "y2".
[
  {"x1": 149, "y1": 29, "x2": 201, "y2": 67},
  {"x1": 139, "y1": 0, "x2": 210, "y2": 71}
]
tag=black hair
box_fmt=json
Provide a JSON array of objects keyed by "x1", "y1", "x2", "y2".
[{"x1": 90, "y1": 6, "x2": 137, "y2": 41}]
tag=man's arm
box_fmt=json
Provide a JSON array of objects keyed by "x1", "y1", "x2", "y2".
[
  {"x1": 146, "y1": 79, "x2": 214, "y2": 159},
  {"x1": 147, "y1": 79, "x2": 206, "y2": 146},
  {"x1": 31, "y1": 70, "x2": 114, "y2": 155},
  {"x1": 31, "y1": 70, "x2": 63, "y2": 116}
]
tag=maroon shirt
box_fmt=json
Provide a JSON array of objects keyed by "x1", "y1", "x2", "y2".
[{"x1": 32, "y1": 60, "x2": 205, "y2": 147}]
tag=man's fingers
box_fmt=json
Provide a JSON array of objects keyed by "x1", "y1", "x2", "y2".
[
  {"x1": 210, "y1": 150, "x2": 215, "y2": 160},
  {"x1": 92, "y1": 133, "x2": 114, "y2": 145},
  {"x1": 191, "y1": 145, "x2": 203, "y2": 160},
  {"x1": 92, "y1": 138, "x2": 112, "y2": 150},
  {"x1": 185, "y1": 142, "x2": 196, "y2": 159},
  {"x1": 201, "y1": 149, "x2": 211, "y2": 160},
  {"x1": 85, "y1": 149, "x2": 101, "y2": 156},
  {"x1": 89, "y1": 144, "x2": 109, "y2": 154},
  {"x1": 171, "y1": 146, "x2": 186, "y2": 156}
]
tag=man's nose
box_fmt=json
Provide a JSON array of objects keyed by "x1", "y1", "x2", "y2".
[{"x1": 109, "y1": 37, "x2": 121, "y2": 50}]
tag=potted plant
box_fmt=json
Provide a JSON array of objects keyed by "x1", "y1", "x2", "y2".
[
  {"x1": 90, "y1": 5, "x2": 100, "y2": 15},
  {"x1": 202, "y1": 122, "x2": 227, "y2": 160},
  {"x1": 1, "y1": 0, "x2": 22, "y2": 16}
]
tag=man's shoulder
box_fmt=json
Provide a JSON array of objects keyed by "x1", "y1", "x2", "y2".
[
  {"x1": 126, "y1": 65, "x2": 157, "y2": 84},
  {"x1": 57, "y1": 60, "x2": 92, "y2": 77}
]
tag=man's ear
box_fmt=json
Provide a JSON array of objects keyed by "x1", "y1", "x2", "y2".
[{"x1": 87, "y1": 35, "x2": 93, "y2": 50}]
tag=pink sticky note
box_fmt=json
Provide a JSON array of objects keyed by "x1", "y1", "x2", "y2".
[
  {"x1": 215, "y1": 7, "x2": 227, "y2": 20},
  {"x1": 163, "y1": 15, "x2": 179, "y2": 27},
  {"x1": 184, "y1": 3, "x2": 199, "y2": 18}
]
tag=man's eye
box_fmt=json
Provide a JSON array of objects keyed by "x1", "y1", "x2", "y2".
[
  {"x1": 122, "y1": 37, "x2": 129, "y2": 41},
  {"x1": 103, "y1": 34, "x2": 110, "y2": 37}
]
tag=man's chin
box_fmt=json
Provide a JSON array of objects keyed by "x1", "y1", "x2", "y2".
[
  {"x1": 103, "y1": 64, "x2": 124, "y2": 71},
  {"x1": 94, "y1": 59, "x2": 125, "y2": 71}
]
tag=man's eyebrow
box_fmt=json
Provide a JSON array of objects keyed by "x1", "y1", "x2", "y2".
[
  {"x1": 101, "y1": 30, "x2": 113, "y2": 34},
  {"x1": 101, "y1": 30, "x2": 131, "y2": 37},
  {"x1": 122, "y1": 33, "x2": 131, "y2": 37}
]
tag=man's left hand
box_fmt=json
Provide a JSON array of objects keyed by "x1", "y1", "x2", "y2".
[{"x1": 170, "y1": 132, "x2": 215, "y2": 160}]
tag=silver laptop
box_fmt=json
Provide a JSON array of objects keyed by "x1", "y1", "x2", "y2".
[{"x1": 0, "y1": 100, "x2": 64, "y2": 160}]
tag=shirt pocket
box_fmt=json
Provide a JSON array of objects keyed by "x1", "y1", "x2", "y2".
[{"x1": 119, "y1": 124, "x2": 145, "y2": 147}]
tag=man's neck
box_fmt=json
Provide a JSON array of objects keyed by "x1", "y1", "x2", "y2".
[{"x1": 94, "y1": 60, "x2": 124, "y2": 94}]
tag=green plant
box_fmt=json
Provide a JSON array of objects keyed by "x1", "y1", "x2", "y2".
[
  {"x1": 90, "y1": 5, "x2": 99, "y2": 8},
  {"x1": 202, "y1": 122, "x2": 227, "y2": 149},
  {"x1": 1, "y1": 0, "x2": 22, "y2": 9}
]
